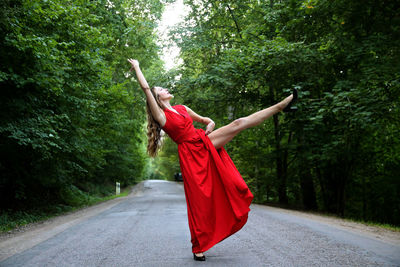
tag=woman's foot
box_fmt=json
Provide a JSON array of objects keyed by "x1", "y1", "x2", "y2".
[
  {"x1": 193, "y1": 252, "x2": 206, "y2": 261},
  {"x1": 283, "y1": 88, "x2": 298, "y2": 112}
]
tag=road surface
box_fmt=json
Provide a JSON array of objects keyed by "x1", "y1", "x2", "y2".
[{"x1": 1, "y1": 180, "x2": 399, "y2": 266}]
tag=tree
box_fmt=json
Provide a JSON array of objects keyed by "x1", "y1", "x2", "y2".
[
  {"x1": 166, "y1": 0, "x2": 400, "y2": 224},
  {"x1": 0, "y1": 0, "x2": 169, "y2": 210}
]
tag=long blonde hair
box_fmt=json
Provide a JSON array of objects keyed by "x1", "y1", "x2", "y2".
[{"x1": 146, "y1": 87, "x2": 164, "y2": 157}]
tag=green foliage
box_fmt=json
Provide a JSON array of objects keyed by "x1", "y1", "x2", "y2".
[
  {"x1": 167, "y1": 0, "x2": 400, "y2": 225},
  {"x1": 59, "y1": 185, "x2": 91, "y2": 207},
  {"x1": 0, "y1": 0, "x2": 166, "y2": 212},
  {"x1": 147, "y1": 137, "x2": 180, "y2": 180},
  {"x1": 0, "y1": 184, "x2": 132, "y2": 232},
  {"x1": 1, "y1": 0, "x2": 399, "y2": 228}
]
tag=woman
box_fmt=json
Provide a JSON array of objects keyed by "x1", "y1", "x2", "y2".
[{"x1": 128, "y1": 58, "x2": 297, "y2": 261}]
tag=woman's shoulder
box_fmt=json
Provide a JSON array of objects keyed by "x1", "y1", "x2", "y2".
[{"x1": 174, "y1": 104, "x2": 187, "y2": 110}]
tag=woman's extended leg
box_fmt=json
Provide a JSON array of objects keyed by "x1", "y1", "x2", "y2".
[{"x1": 208, "y1": 94, "x2": 293, "y2": 149}]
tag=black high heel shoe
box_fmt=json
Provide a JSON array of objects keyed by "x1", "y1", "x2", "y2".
[
  {"x1": 283, "y1": 88, "x2": 298, "y2": 112},
  {"x1": 193, "y1": 253, "x2": 206, "y2": 261}
]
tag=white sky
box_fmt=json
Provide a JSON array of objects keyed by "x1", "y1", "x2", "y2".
[{"x1": 157, "y1": 0, "x2": 189, "y2": 70}]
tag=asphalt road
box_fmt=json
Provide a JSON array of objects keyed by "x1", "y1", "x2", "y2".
[{"x1": 1, "y1": 180, "x2": 399, "y2": 267}]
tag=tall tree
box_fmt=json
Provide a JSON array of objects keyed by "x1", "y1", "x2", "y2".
[
  {"x1": 166, "y1": 0, "x2": 400, "y2": 224},
  {"x1": 0, "y1": 0, "x2": 169, "y2": 210}
]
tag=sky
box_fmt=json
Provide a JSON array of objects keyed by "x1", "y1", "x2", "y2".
[{"x1": 157, "y1": 0, "x2": 189, "y2": 70}]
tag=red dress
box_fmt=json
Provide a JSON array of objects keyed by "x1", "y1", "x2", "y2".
[{"x1": 162, "y1": 105, "x2": 254, "y2": 253}]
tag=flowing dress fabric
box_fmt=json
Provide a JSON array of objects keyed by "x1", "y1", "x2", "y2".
[{"x1": 162, "y1": 105, "x2": 254, "y2": 253}]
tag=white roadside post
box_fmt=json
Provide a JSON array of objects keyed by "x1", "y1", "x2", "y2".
[{"x1": 116, "y1": 182, "x2": 120, "y2": 195}]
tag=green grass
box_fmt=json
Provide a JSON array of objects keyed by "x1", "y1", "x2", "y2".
[
  {"x1": 311, "y1": 211, "x2": 400, "y2": 231},
  {"x1": 0, "y1": 186, "x2": 132, "y2": 233},
  {"x1": 86, "y1": 187, "x2": 131, "y2": 205},
  {"x1": 258, "y1": 201, "x2": 400, "y2": 231},
  {"x1": 346, "y1": 218, "x2": 400, "y2": 232},
  {"x1": 314, "y1": 212, "x2": 400, "y2": 231}
]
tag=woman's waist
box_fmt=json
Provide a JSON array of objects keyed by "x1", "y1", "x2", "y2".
[{"x1": 173, "y1": 128, "x2": 204, "y2": 144}]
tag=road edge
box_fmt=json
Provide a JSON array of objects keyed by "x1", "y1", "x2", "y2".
[
  {"x1": 254, "y1": 204, "x2": 400, "y2": 246},
  {"x1": 0, "y1": 181, "x2": 146, "y2": 262}
]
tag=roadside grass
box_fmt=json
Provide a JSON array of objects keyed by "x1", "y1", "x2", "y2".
[
  {"x1": 0, "y1": 186, "x2": 131, "y2": 233},
  {"x1": 259, "y1": 202, "x2": 400, "y2": 232},
  {"x1": 311, "y1": 211, "x2": 400, "y2": 232},
  {"x1": 346, "y1": 218, "x2": 400, "y2": 232}
]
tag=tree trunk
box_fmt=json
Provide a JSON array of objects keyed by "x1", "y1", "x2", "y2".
[
  {"x1": 362, "y1": 175, "x2": 366, "y2": 221},
  {"x1": 226, "y1": 4, "x2": 242, "y2": 39},
  {"x1": 297, "y1": 133, "x2": 317, "y2": 210},
  {"x1": 315, "y1": 162, "x2": 328, "y2": 210},
  {"x1": 300, "y1": 168, "x2": 318, "y2": 210},
  {"x1": 273, "y1": 114, "x2": 288, "y2": 204},
  {"x1": 282, "y1": 131, "x2": 291, "y2": 202},
  {"x1": 336, "y1": 160, "x2": 349, "y2": 217}
]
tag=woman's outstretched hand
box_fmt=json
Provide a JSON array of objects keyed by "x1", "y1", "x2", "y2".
[
  {"x1": 205, "y1": 121, "x2": 215, "y2": 135},
  {"x1": 128, "y1": 59, "x2": 139, "y2": 71}
]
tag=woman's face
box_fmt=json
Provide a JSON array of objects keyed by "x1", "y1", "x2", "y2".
[{"x1": 156, "y1": 87, "x2": 173, "y2": 101}]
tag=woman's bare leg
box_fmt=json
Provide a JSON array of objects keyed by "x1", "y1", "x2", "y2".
[{"x1": 208, "y1": 94, "x2": 293, "y2": 149}]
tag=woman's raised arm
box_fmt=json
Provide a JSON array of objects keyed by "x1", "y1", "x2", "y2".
[{"x1": 128, "y1": 59, "x2": 166, "y2": 126}]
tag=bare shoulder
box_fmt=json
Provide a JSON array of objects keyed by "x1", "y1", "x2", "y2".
[
  {"x1": 182, "y1": 105, "x2": 192, "y2": 113},
  {"x1": 183, "y1": 105, "x2": 196, "y2": 116}
]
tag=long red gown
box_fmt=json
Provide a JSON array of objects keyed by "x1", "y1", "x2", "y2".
[{"x1": 162, "y1": 105, "x2": 254, "y2": 253}]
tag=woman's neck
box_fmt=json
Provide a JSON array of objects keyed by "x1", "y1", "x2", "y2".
[{"x1": 161, "y1": 100, "x2": 172, "y2": 110}]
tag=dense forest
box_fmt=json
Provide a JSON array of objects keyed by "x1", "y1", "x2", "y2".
[
  {"x1": 1, "y1": 0, "x2": 399, "y2": 227},
  {"x1": 0, "y1": 0, "x2": 171, "y2": 224},
  {"x1": 158, "y1": 0, "x2": 400, "y2": 225}
]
